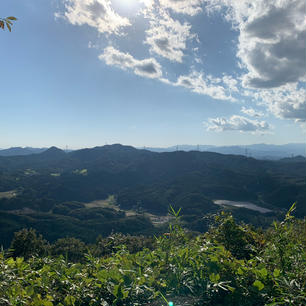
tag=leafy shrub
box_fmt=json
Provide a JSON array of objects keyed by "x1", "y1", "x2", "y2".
[
  {"x1": 51, "y1": 237, "x2": 87, "y2": 262},
  {"x1": 93, "y1": 233, "x2": 155, "y2": 257},
  {"x1": 209, "y1": 212, "x2": 264, "y2": 259},
  {"x1": 9, "y1": 228, "x2": 49, "y2": 259},
  {"x1": 0, "y1": 205, "x2": 305, "y2": 306}
]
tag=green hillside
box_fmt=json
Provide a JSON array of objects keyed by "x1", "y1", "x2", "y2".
[{"x1": 0, "y1": 144, "x2": 305, "y2": 247}]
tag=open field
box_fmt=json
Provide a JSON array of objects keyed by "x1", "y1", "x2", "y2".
[
  {"x1": 84, "y1": 196, "x2": 172, "y2": 225},
  {"x1": 0, "y1": 190, "x2": 17, "y2": 199},
  {"x1": 84, "y1": 195, "x2": 119, "y2": 209}
]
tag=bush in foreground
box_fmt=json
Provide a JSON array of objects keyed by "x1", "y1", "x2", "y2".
[{"x1": 1, "y1": 205, "x2": 305, "y2": 306}]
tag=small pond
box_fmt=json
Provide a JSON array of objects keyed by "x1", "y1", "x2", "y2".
[{"x1": 213, "y1": 199, "x2": 272, "y2": 213}]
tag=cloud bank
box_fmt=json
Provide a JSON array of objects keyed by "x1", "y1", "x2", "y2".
[
  {"x1": 206, "y1": 0, "x2": 306, "y2": 88},
  {"x1": 205, "y1": 0, "x2": 306, "y2": 123}
]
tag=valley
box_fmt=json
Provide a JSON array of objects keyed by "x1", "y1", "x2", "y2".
[{"x1": 0, "y1": 144, "x2": 305, "y2": 247}]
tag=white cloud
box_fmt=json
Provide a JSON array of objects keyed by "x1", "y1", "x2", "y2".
[
  {"x1": 144, "y1": 9, "x2": 193, "y2": 62},
  {"x1": 253, "y1": 84, "x2": 306, "y2": 122},
  {"x1": 206, "y1": 115, "x2": 271, "y2": 133},
  {"x1": 222, "y1": 75, "x2": 238, "y2": 92},
  {"x1": 206, "y1": 0, "x2": 306, "y2": 89},
  {"x1": 99, "y1": 49, "x2": 238, "y2": 101},
  {"x1": 58, "y1": 0, "x2": 305, "y2": 126},
  {"x1": 63, "y1": 0, "x2": 131, "y2": 35},
  {"x1": 241, "y1": 106, "x2": 264, "y2": 118},
  {"x1": 99, "y1": 46, "x2": 162, "y2": 79},
  {"x1": 205, "y1": 0, "x2": 306, "y2": 124},
  {"x1": 175, "y1": 71, "x2": 237, "y2": 101},
  {"x1": 159, "y1": 0, "x2": 204, "y2": 16}
]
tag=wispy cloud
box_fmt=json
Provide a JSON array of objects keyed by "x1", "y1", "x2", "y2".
[
  {"x1": 254, "y1": 84, "x2": 306, "y2": 122},
  {"x1": 159, "y1": 0, "x2": 204, "y2": 16},
  {"x1": 175, "y1": 71, "x2": 237, "y2": 102},
  {"x1": 241, "y1": 107, "x2": 264, "y2": 118},
  {"x1": 206, "y1": 115, "x2": 271, "y2": 133},
  {"x1": 145, "y1": 9, "x2": 193, "y2": 62},
  {"x1": 99, "y1": 46, "x2": 163, "y2": 79},
  {"x1": 98, "y1": 47, "x2": 238, "y2": 101}
]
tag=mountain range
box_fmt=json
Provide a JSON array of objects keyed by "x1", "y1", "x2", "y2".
[
  {"x1": 0, "y1": 147, "x2": 47, "y2": 156},
  {"x1": 1, "y1": 143, "x2": 305, "y2": 159},
  {"x1": 143, "y1": 143, "x2": 306, "y2": 159}
]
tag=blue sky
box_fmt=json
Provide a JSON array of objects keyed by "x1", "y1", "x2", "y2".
[{"x1": 0, "y1": 0, "x2": 305, "y2": 149}]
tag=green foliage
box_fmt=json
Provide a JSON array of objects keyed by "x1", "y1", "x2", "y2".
[
  {"x1": 93, "y1": 233, "x2": 155, "y2": 257},
  {"x1": 51, "y1": 237, "x2": 87, "y2": 262},
  {"x1": 209, "y1": 212, "x2": 264, "y2": 259},
  {"x1": 1, "y1": 206, "x2": 305, "y2": 306},
  {"x1": 0, "y1": 207, "x2": 154, "y2": 248},
  {"x1": 10, "y1": 228, "x2": 49, "y2": 259}
]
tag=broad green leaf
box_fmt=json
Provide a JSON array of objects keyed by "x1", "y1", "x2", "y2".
[
  {"x1": 64, "y1": 295, "x2": 76, "y2": 306},
  {"x1": 273, "y1": 268, "x2": 280, "y2": 277},
  {"x1": 6, "y1": 258, "x2": 15, "y2": 266},
  {"x1": 16, "y1": 257, "x2": 24, "y2": 265},
  {"x1": 209, "y1": 273, "x2": 220, "y2": 283},
  {"x1": 259, "y1": 268, "x2": 268, "y2": 278},
  {"x1": 253, "y1": 280, "x2": 264, "y2": 291}
]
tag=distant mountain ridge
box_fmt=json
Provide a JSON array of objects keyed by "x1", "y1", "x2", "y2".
[
  {"x1": 0, "y1": 147, "x2": 47, "y2": 156},
  {"x1": 0, "y1": 146, "x2": 73, "y2": 156},
  {"x1": 144, "y1": 143, "x2": 306, "y2": 159},
  {"x1": 0, "y1": 143, "x2": 305, "y2": 160}
]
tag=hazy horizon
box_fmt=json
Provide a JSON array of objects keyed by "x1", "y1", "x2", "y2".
[{"x1": 1, "y1": 142, "x2": 305, "y2": 151}]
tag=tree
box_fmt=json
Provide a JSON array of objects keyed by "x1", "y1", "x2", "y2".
[
  {"x1": 10, "y1": 228, "x2": 49, "y2": 259},
  {"x1": 0, "y1": 16, "x2": 17, "y2": 31},
  {"x1": 51, "y1": 237, "x2": 87, "y2": 262}
]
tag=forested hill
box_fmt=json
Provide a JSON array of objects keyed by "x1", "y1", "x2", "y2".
[
  {"x1": 0, "y1": 144, "x2": 305, "y2": 246},
  {"x1": 0, "y1": 144, "x2": 305, "y2": 213},
  {"x1": 1, "y1": 143, "x2": 305, "y2": 174}
]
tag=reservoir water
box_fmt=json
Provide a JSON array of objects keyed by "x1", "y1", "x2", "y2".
[{"x1": 213, "y1": 200, "x2": 272, "y2": 213}]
